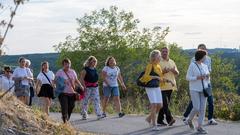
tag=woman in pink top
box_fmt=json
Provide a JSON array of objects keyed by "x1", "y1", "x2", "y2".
[{"x1": 55, "y1": 58, "x2": 83, "y2": 123}]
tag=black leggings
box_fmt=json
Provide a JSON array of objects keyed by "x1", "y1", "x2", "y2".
[{"x1": 58, "y1": 93, "x2": 76, "y2": 123}]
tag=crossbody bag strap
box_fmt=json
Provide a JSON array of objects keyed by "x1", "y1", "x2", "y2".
[
  {"x1": 194, "y1": 62, "x2": 205, "y2": 89},
  {"x1": 42, "y1": 71, "x2": 52, "y2": 85},
  {"x1": 63, "y1": 70, "x2": 75, "y2": 90}
]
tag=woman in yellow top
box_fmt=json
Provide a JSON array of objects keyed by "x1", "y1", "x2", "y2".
[{"x1": 140, "y1": 50, "x2": 169, "y2": 131}]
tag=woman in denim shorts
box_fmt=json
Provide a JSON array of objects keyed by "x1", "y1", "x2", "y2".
[
  {"x1": 101, "y1": 56, "x2": 127, "y2": 118},
  {"x1": 12, "y1": 57, "x2": 33, "y2": 105}
]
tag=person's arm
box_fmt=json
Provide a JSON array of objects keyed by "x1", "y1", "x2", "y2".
[
  {"x1": 101, "y1": 69, "x2": 110, "y2": 86},
  {"x1": 74, "y1": 71, "x2": 84, "y2": 91},
  {"x1": 170, "y1": 62, "x2": 179, "y2": 76},
  {"x1": 26, "y1": 68, "x2": 33, "y2": 81},
  {"x1": 118, "y1": 72, "x2": 127, "y2": 90},
  {"x1": 186, "y1": 63, "x2": 203, "y2": 81},
  {"x1": 35, "y1": 79, "x2": 41, "y2": 94},
  {"x1": 139, "y1": 64, "x2": 158, "y2": 83},
  {"x1": 79, "y1": 70, "x2": 87, "y2": 90}
]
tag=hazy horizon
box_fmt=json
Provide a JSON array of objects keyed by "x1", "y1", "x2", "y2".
[{"x1": 1, "y1": 0, "x2": 240, "y2": 55}]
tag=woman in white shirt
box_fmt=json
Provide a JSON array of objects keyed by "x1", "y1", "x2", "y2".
[
  {"x1": 101, "y1": 56, "x2": 127, "y2": 118},
  {"x1": 186, "y1": 50, "x2": 209, "y2": 134},
  {"x1": 36, "y1": 61, "x2": 55, "y2": 115},
  {"x1": 0, "y1": 66, "x2": 14, "y2": 93},
  {"x1": 13, "y1": 57, "x2": 33, "y2": 105}
]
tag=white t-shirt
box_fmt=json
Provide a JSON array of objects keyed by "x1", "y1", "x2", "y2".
[
  {"x1": 102, "y1": 66, "x2": 120, "y2": 87},
  {"x1": 37, "y1": 71, "x2": 55, "y2": 84},
  {"x1": 0, "y1": 74, "x2": 15, "y2": 92},
  {"x1": 12, "y1": 67, "x2": 31, "y2": 86}
]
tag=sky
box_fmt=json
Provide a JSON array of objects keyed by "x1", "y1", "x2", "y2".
[{"x1": 1, "y1": 0, "x2": 240, "y2": 55}]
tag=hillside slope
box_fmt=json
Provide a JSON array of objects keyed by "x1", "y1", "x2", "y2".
[{"x1": 0, "y1": 92, "x2": 77, "y2": 135}]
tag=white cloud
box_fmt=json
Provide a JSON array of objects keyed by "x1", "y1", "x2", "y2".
[{"x1": 1, "y1": 0, "x2": 240, "y2": 55}]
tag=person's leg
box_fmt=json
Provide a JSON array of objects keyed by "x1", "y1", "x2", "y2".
[
  {"x1": 188, "y1": 91, "x2": 200, "y2": 130},
  {"x1": 157, "y1": 91, "x2": 167, "y2": 125},
  {"x1": 198, "y1": 93, "x2": 207, "y2": 128},
  {"x1": 46, "y1": 98, "x2": 51, "y2": 115},
  {"x1": 112, "y1": 87, "x2": 123, "y2": 116},
  {"x1": 113, "y1": 96, "x2": 121, "y2": 113},
  {"x1": 102, "y1": 86, "x2": 111, "y2": 115},
  {"x1": 29, "y1": 87, "x2": 34, "y2": 106},
  {"x1": 145, "y1": 88, "x2": 154, "y2": 126},
  {"x1": 165, "y1": 90, "x2": 174, "y2": 124},
  {"x1": 207, "y1": 95, "x2": 214, "y2": 120},
  {"x1": 92, "y1": 87, "x2": 102, "y2": 117},
  {"x1": 81, "y1": 88, "x2": 91, "y2": 117},
  {"x1": 67, "y1": 94, "x2": 76, "y2": 121},
  {"x1": 188, "y1": 91, "x2": 200, "y2": 121},
  {"x1": 24, "y1": 96, "x2": 29, "y2": 105},
  {"x1": 183, "y1": 101, "x2": 193, "y2": 118},
  {"x1": 41, "y1": 97, "x2": 48, "y2": 114},
  {"x1": 58, "y1": 94, "x2": 68, "y2": 123}
]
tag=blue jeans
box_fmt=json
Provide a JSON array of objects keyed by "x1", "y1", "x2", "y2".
[
  {"x1": 184, "y1": 95, "x2": 214, "y2": 120},
  {"x1": 103, "y1": 86, "x2": 120, "y2": 97}
]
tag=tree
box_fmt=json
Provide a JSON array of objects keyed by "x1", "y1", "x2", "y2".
[
  {"x1": 0, "y1": 0, "x2": 28, "y2": 55},
  {"x1": 54, "y1": 6, "x2": 169, "y2": 70}
]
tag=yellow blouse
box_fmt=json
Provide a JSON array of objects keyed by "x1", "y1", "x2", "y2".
[{"x1": 139, "y1": 63, "x2": 164, "y2": 84}]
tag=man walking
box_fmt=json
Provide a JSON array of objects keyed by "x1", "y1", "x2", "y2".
[{"x1": 157, "y1": 46, "x2": 179, "y2": 126}]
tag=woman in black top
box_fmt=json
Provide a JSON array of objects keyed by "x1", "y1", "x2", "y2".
[{"x1": 80, "y1": 56, "x2": 104, "y2": 120}]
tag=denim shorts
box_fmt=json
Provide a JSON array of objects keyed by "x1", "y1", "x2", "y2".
[
  {"x1": 15, "y1": 85, "x2": 30, "y2": 97},
  {"x1": 103, "y1": 86, "x2": 120, "y2": 97}
]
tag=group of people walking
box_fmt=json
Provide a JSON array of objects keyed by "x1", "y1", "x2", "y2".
[
  {"x1": 0, "y1": 44, "x2": 217, "y2": 134},
  {"x1": 139, "y1": 44, "x2": 217, "y2": 134},
  {"x1": 0, "y1": 56, "x2": 126, "y2": 123}
]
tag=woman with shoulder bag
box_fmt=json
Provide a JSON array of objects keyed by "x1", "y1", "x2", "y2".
[
  {"x1": 186, "y1": 50, "x2": 210, "y2": 134},
  {"x1": 55, "y1": 58, "x2": 84, "y2": 123},
  {"x1": 139, "y1": 50, "x2": 171, "y2": 131},
  {"x1": 36, "y1": 61, "x2": 55, "y2": 115}
]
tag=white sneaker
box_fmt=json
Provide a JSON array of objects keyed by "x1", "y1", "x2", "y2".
[
  {"x1": 208, "y1": 119, "x2": 218, "y2": 125},
  {"x1": 182, "y1": 117, "x2": 189, "y2": 125},
  {"x1": 82, "y1": 114, "x2": 88, "y2": 120},
  {"x1": 152, "y1": 126, "x2": 161, "y2": 131}
]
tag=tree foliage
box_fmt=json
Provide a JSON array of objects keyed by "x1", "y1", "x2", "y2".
[
  {"x1": 0, "y1": 0, "x2": 28, "y2": 55},
  {"x1": 54, "y1": 6, "x2": 240, "y2": 120}
]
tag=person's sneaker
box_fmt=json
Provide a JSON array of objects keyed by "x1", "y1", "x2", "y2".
[
  {"x1": 187, "y1": 120, "x2": 195, "y2": 130},
  {"x1": 182, "y1": 117, "x2": 188, "y2": 125},
  {"x1": 157, "y1": 122, "x2": 167, "y2": 127},
  {"x1": 208, "y1": 119, "x2": 218, "y2": 125},
  {"x1": 119, "y1": 112, "x2": 125, "y2": 118},
  {"x1": 197, "y1": 127, "x2": 208, "y2": 134},
  {"x1": 168, "y1": 119, "x2": 176, "y2": 126},
  {"x1": 152, "y1": 126, "x2": 161, "y2": 131},
  {"x1": 102, "y1": 112, "x2": 107, "y2": 118},
  {"x1": 82, "y1": 114, "x2": 88, "y2": 120},
  {"x1": 97, "y1": 115, "x2": 104, "y2": 120}
]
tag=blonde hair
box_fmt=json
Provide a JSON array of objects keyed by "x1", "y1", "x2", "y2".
[
  {"x1": 105, "y1": 56, "x2": 116, "y2": 66},
  {"x1": 84, "y1": 56, "x2": 97, "y2": 67},
  {"x1": 149, "y1": 50, "x2": 161, "y2": 63}
]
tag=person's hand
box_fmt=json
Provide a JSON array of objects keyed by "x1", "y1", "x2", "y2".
[
  {"x1": 121, "y1": 84, "x2": 127, "y2": 91},
  {"x1": 170, "y1": 67, "x2": 176, "y2": 73},
  {"x1": 197, "y1": 76, "x2": 205, "y2": 80},
  {"x1": 152, "y1": 76, "x2": 161, "y2": 80},
  {"x1": 163, "y1": 68, "x2": 170, "y2": 74}
]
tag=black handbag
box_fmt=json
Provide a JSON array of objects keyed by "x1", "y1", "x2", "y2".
[
  {"x1": 136, "y1": 65, "x2": 160, "y2": 88},
  {"x1": 194, "y1": 63, "x2": 212, "y2": 97}
]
